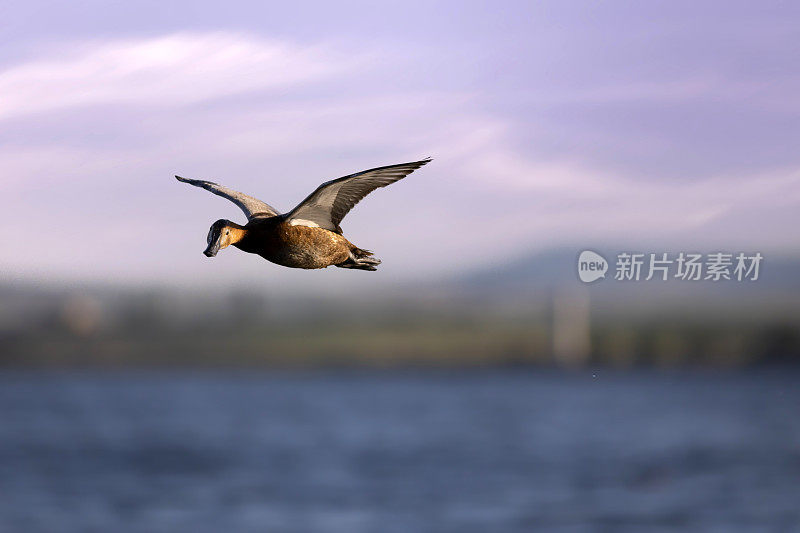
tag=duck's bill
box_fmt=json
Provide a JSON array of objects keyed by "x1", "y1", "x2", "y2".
[{"x1": 203, "y1": 240, "x2": 220, "y2": 257}]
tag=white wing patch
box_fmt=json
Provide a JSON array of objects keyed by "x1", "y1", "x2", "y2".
[{"x1": 289, "y1": 219, "x2": 321, "y2": 228}]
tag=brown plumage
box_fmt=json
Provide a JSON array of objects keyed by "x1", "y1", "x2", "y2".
[{"x1": 176, "y1": 158, "x2": 431, "y2": 271}]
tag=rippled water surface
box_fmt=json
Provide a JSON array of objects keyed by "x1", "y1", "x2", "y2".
[{"x1": 0, "y1": 369, "x2": 798, "y2": 532}]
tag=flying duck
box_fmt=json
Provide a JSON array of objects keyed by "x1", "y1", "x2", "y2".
[{"x1": 176, "y1": 158, "x2": 431, "y2": 271}]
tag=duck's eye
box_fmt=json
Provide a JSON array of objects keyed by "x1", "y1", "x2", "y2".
[{"x1": 226, "y1": 230, "x2": 230, "y2": 235}]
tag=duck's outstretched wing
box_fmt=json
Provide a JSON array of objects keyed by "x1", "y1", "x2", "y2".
[
  {"x1": 175, "y1": 175, "x2": 280, "y2": 219},
  {"x1": 287, "y1": 158, "x2": 431, "y2": 233}
]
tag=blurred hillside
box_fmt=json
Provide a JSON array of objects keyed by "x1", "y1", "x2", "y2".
[{"x1": 1, "y1": 248, "x2": 799, "y2": 368}]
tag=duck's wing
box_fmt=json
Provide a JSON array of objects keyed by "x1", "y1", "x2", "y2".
[
  {"x1": 175, "y1": 175, "x2": 280, "y2": 219},
  {"x1": 286, "y1": 158, "x2": 431, "y2": 233}
]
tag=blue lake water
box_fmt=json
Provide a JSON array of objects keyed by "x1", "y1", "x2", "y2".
[{"x1": 0, "y1": 369, "x2": 798, "y2": 532}]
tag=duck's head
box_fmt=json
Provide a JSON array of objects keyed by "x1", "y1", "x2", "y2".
[{"x1": 204, "y1": 219, "x2": 243, "y2": 257}]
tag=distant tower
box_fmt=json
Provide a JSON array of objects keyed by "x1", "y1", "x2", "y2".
[{"x1": 550, "y1": 286, "x2": 591, "y2": 367}]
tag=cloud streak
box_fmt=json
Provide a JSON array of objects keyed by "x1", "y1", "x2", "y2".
[{"x1": 0, "y1": 32, "x2": 353, "y2": 121}]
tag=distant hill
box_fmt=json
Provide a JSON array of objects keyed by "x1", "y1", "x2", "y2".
[
  {"x1": 459, "y1": 247, "x2": 800, "y2": 289},
  {"x1": 452, "y1": 247, "x2": 800, "y2": 321}
]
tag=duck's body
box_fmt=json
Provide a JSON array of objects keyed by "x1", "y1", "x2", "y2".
[
  {"x1": 176, "y1": 159, "x2": 430, "y2": 271},
  {"x1": 234, "y1": 216, "x2": 365, "y2": 269}
]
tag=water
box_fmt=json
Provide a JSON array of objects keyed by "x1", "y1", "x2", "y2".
[{"x1": 0, "y1": 369, "x2": 798, "y2": 532}]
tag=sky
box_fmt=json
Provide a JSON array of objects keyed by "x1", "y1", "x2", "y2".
[{"x1": 2, "y1": 1, "x2": 799, "y2": 290}]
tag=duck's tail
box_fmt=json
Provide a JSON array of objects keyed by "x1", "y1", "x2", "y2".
[{"x1": 336, "y1": 246, "x2": 382, "y2": 271}]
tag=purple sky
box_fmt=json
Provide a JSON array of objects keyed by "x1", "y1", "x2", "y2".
[{"x1": 2, "y1": 1, "x2": 799, "y2": 290}]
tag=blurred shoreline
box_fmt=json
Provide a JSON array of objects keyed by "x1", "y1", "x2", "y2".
[
  {"x1": 4, "y1": 249, "x2": 798, "y2": 369},
  {"x1": 2, "y1": 284, "x2": 798, "y2": 370}
]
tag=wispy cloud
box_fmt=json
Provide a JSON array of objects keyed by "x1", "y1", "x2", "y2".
[{"x1": 0, "y1": 32, "x2": 354, "y2": 121}]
